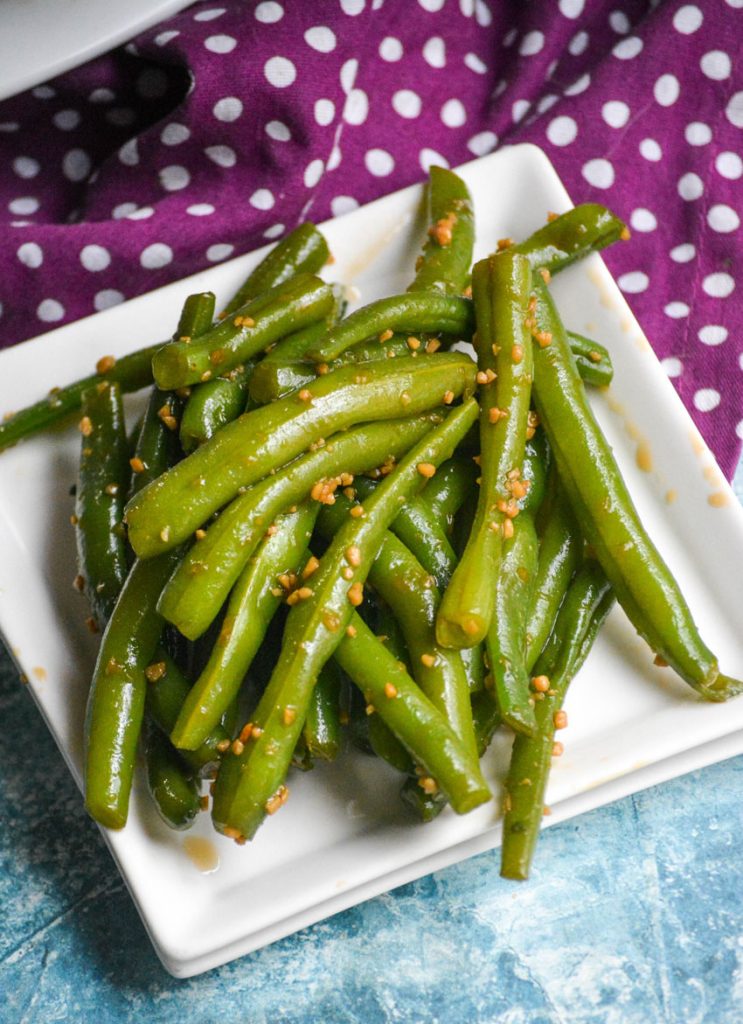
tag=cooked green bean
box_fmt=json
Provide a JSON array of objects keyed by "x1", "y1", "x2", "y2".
[
  {"x1": 304, "y1": 660, "x2": 343, "y2": 762},
  {"x1": 418, "y1": 456, "x2": 478, "y2": 528},
  {"x1": 75, "y1": 381, "x2": 129, "y2": 628},
  {"x1": 512, "y1": 204, "x2": 628, "y2": 276},
  {"x1": 126, "y1": 353, "x2": 477, "y2": 559},
  {"x1": 567, "y1": 331, "x2": 613, "y2": 388},
  {"x1": 532, "y1": 279, "x2": 742, "y2": 700},
  {"x1": 437, "y1": 251, "x2": 533, "y2": 648},
  {"x1": 224, "y1": 223, "x2": 330, "y2": 314},
  {"x1": 409, "y1": 166, "x2": 475, "y2": 296},
  {"x1": 144, "y1": 722, "x2": 201, "y2": 831},
  {"x1": 179, "y1": 363, "x2": 252, "y2": 452}
]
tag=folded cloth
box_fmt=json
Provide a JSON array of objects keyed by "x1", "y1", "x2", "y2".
[{"x1": 0, "y1": 0, "x2": 740, "y2": 474}]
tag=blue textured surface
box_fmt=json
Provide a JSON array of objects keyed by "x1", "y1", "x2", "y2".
[{"x1": 1, "y1": 456, "x2": 742, "y2": 1023}]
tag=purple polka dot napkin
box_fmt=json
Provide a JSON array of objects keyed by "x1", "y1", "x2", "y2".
[{"x1": 0, "y1": 0, "x2": 740, "y2": 475}]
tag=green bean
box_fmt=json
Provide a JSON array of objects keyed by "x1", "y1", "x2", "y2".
[
  {"x1": 512, "y1": 204, "x2": 628, "y2": 276},
  {"x1": 159, "y1": 415, "x2": 439, "y2": 640},
  {"x1": 304, "y1": 660, "x2": 343, "y2": 762},
  {"x1": 223, "y1": 223, "x2": 330, "y2": 315},
  {"x1": 0, "y1": 343, "x2": 160, "y2": 453},
  {"x1": 437, "y1": 251, "x2": 533, "y2": 648},
  {"x1": 153, "y1": 274, "x2": 335, "y2": 390},
  {"x1": 409, "y1": 166, "x2": 475, "y2": 296},
  {"x1": 211, "y1": 400, "x2": 486, "y2": 841},
  {"x1": 532, "y1": 279, "x2": 742, "y2": 701},
  {"x1": 144, "y1": 722, "x2": 201, "y2": 831},
  {"x1": 308, "y1": 293, "x2": 474, "y2": 363},
  {"x1": 84, "y1": 548, "x2": 181, "y2": 829},
  {"x1": 501, "y1": 562, "x2": 614, "y2": 880},
  {"x1": 75, "y1": 381, "x2": 129, "y2": 628},
  {"x1": 171, "y1": 503, "x2": 318, "y2": 750},
  {"x1": 567, "y1": 331, "x2": 613, "y2": 388},
  {"x1": 363, "y1": 606, "x2": 415, "y2": 773},
  {"x1": 126, "y1": 353, "x2": 477, "y2": 559},
  {"x1": 471, "y1": 691, "x2": 502, "y2": 757},
  {"x1": 145, "y1": 648, "x2": 230, "y2": 773},
  {"x1": 418, "y1": 456, "x2": 478, "y2": 528},
  {"x1": 179, "y1": 363, "x2": 253, "y2": 452}
]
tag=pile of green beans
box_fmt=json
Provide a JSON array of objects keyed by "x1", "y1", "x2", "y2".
[{"x1": 5, "y1": 171, "x2": 741, "y2": 880}]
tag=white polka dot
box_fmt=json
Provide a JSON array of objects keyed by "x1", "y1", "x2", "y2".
[
  {"x1": 305, "y1": 26, "x2": 336, "y2": 52},
  {"x1": 8, "y1": 197, "x2": 39, "y2": 215},
  {"x1": 187, "y1": 203, "x2": 215, "y2": 216},
  {"x1": 88, "y1": 88, "x2": 114, "y2": 104},
  {"x1": 245, "y1": 189, "x2": 273, "y2": 212},
  {"x1": 726, "y1": 91, "x2": 743, "y2": 128},
  {"x1": 467, "y1": 130, "x2": 497, "y2": 156},
  {"x1": 502, "y1": 28, "x2": 517, "y2": 47},
  {"x1": 340, "y1": 0, "x2": 365, "y2": 12},
  {"x1": 205, "y1": 145, "x2": 236, "y2": 168},
  {"x1": 194, "y1": 7, "x2": 226, "y2": 20},
  {"x1": 140, "y1": 244, "x2": 173, "y2": 270},
  {"x1": 161, "y1": 123, "x2": 190, "y2": 146},
  {"x1": 512, "y1": 99, "x2": 531, "y2": 123},
  {"x1": 127, "y1": 206, "x2": 154, "y2": 221},
  {"x1": 17, "y1": 242, "x2": 43, "y2": 268},
  {"x1": 37, "y1": 299, "x2": 64, "y2": 322},
  {"x1": 568, "y1": 31, "x2": 589, "y2": 56},
  {"x1": 159, "y1": 165, "x2": 190, "y2": 191},
  {"x1": 206, "y1": 243, "x2": 234, "y2": 262},
  {"x1": 702, "y1": 273, "x2": 735, "y2": 298},
  {"x1": 727, "y1": 0, "x2": 743, "y2": 7},
  {"x1": 392, "y1": 90, "x2": 421, "y2": 119},
  {"x1": 212, "y1": 97, "x2": 243, "y2": 122},
  {"x1": 661, "y1": 357, "x2": 683, "y2": 378},
  {"x1": 255, "y1": 1, "x2": 283, "y2": 23},
  {"x1": 736, "y1": 421, "x2": 743, "y2": 441},
  {"x1": 654, "y1": 74, "x2": 680, "y2": 107},
  {"x1": 0, "y1": 122, "x2": 20, "y2": 132},
  {"x1": 340, "y1": 58, "x2": 359, "y2": 94},
  {"x1": 609, "y1": 10, "x2": 630, "y2": 32},
  {"x1": 617, "y1": 271, "x2": 649, "y2": 293},
  {"x1": 419, "y1": 148, "x2": 449, "y2": 172},
  {"x1": 707, "y1": 205, "x2": 740, "y2": 233},
  {"x1": 365, "y1": 148, "x2": 394, "y2": 176},
  {"x1": 664, "y1": 302, "x2": 689, "y2": 319},
  {"x1": 303, "y1": 160, "x2": 324, "y2": 188},
  {"x1": 582, "y1": 158, "x2": 615, "y2": 189},
  {"x1": 326, "y1": 145, "x2": 342, "y2": 171},
  {"x1": 155, "y1": 30, "x2": 180, "y2": 45},
  {"x1": 464, "y1": 53, "x2": 487, "y2": 74},
  {"x1": 547, "y1": 59, "x2": 559, "y2": 78},
  {"x1": 670, "y1": 243, "x2": 696, "y2": 263},
  {"x1": 105, "y1": 107, "x2": 135, "y2": 127},
  {"x1": 602, "y1": 101, "x2": 630, "y2": 128},
  {"x1": 613, "y1": 36, "x2": 643, "y2": 59},
  {"x1": 112, "y1": 202, "x2": 137, "y2": 219},
  {"x1": 33, "y1": 86, "x2": 55, "y2": 99},
  {"x1": 678, "y1": 172, "x2": 703, "y2": 201},
  {"x1": 639, "y1": 138, "x2": 662, "y2": 161},
  {"x1": 519, "y1": 31, "x2": 544, "y2": 56},
  {"x1": 493, "y1": 79, "x2": 508, "y2": 97},
  {"x1": 673, "y1": 5, "x2": 703, "y2": 32},
  {"x1": 137, "y1": 69, "x2": 169, "y2": 99},
  {"x1": 205, "y1": 34, "x2": 237, "y2": 54},
  {"x1": 546, "y1": 115, "x2": 578, "y2": 146},
  {"x1": 344, "y1": 89, "x2": 369, "y2": 125},
  {"x1": 379, "y1": 36, "x2": 403, "y2": 61},
  {"x1": 62, "y1": 149, "x2": 91, "y2": 182},
  {"x1": 564, "y1": 73, "x2": 591, "y2": 96},
  {"x1": 265, "y1": 120, "x2": 291, "y2": 142},
  {"x1": 684, "y1": 122, "x2": 712, "y2": 146},
  {"x1": 693, "y1": 389, "x2": 720, "y2": 412},
  {"x1": 558, "y1": 0, "x2": 585, "y2": 17},
  {"x1": 419, "y1": 0, "x2": 445, "y2": 9},
  {"x1": 331, "y1": 195, "x2": 358, "y2": 216},
  {"x1": 80, "y1": 245, "x2": 110, "y2": 272},
  {"x1": 630, "y1": 208, "x2": 657, "y2": 232},
  {"x1": 264, "y1": 56, "x2": 296, "y2": 88},
  {"x1": 698, "y1": 325, "x2": 727, "y2": 346},
  {"x1": 263, "y1": 223, "x2": 285, "y2": 239},
  {"x1": 53, "y1": 109, "x2": 81, "y2": 131},
  {"x1": 701, "y1": 51, "x2": 731, "y2": 80},
  {"x1": 423, "y1": 37, "x2": 446, "y2": 68},
  {"x1": 716, "y1": 151, "x2": 742, "y2": 179},
  {"x1": 13, "y1": 157, "x2": 40, "y2": 179},
  {"x1": 537, "y1": 95, "x2": 559, "y2": 113},
  {"x1": 314, "y1": 99, "x2": 335, "y2": 127},
  {"x1": 441, "y1": 98, "x2": 466, "y2": 128},
  {"x1": 475, "y1": 0, "x2": 491, "y2": 25},
  {"x1": 94, "y1": 290, "x2": 124, "y2": 311}
]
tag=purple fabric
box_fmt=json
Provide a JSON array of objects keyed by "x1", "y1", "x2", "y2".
[{"x1": 0, "y1": 0, "x2": 740, "y2": 474}]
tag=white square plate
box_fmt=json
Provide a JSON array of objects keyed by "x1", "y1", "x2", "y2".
[{"x1": 2, "y1": 145, "x2": 743, "y2": 978}]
